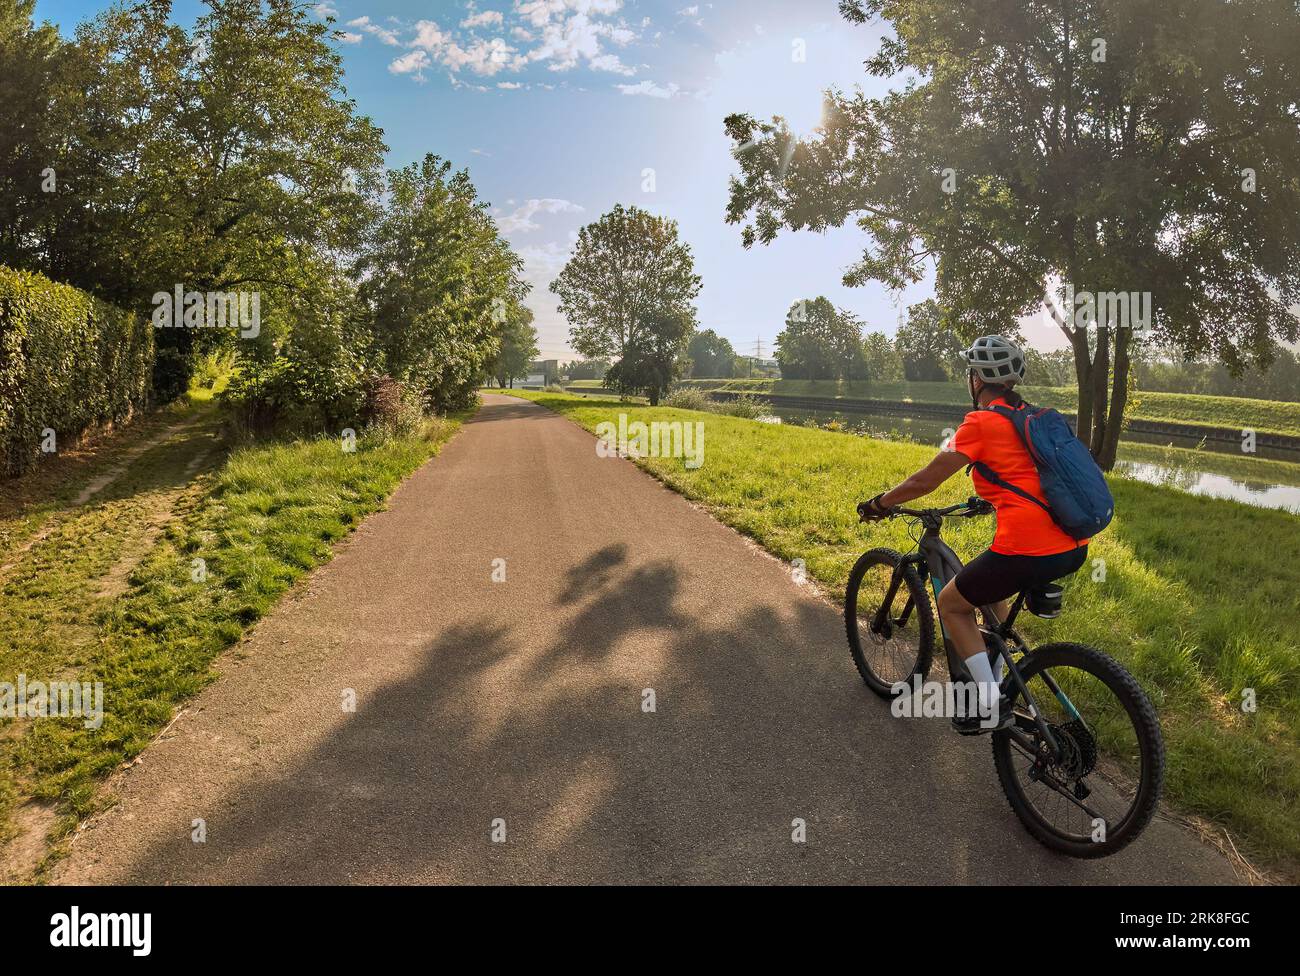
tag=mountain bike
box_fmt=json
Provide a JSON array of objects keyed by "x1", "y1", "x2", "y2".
[{"x1": 844, "y1": 497, "x2": 1164, "y2": 858}]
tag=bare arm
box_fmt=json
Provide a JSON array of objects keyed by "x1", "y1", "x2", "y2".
[{"x1": 878, "y1": 448, "x2": 972, "y2": 508}]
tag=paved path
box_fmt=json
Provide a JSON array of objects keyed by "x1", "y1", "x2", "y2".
[{"x1": 54, "y1": 395, "x2": 1239, "y2": 884}]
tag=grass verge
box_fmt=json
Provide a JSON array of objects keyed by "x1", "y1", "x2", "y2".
[
  {"x1": 0, "y1": 405, "x2": 464, "y2": 879},
  {"x1": 499, "y1": 388, "x2": 1300, "y2": 879}
]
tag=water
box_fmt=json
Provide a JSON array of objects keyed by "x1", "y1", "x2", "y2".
[
  {"x1": 762, "y1": 405, "x2": 1300, "y2": 514},
  {"x1": 1111, "y1": 459, "x2": 1300, "y2": 512}
]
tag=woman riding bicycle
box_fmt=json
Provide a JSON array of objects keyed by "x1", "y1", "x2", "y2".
[{"x1": 859, "y1": 336, "x2": 1089, "y2": 732}]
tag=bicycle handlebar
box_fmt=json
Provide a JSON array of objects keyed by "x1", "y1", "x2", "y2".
[{"x1": 858, "y1": 496, "x2": 993, "y2": 523}]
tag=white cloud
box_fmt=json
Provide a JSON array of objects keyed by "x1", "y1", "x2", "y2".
[
  {"x1": 411, "y1": 20, "x2": 449, "y2": 50},
  {"x1": 312, "y1": 3, "x2": 339, "y2": 19},
  {"x1": 499, "y1": 198, "x2": 584, "y2": 234},
  {"x1": 339, "y1": 32, "x2": 363, "y2": 44},
  {"x1": 348, "y1": 15, "x2": 402, "y2": 46},
  {"x1": 443, "y1": 36, "x2": 524, "y2": 75},
  {"x1": 616, "y1": 79, "x2": 680, "y2": 98},
  {"x1": 386, "y1": 0, "x2": 638, "y2": 83},
  {"x1": 497, "y1": 81, "x2": 524, "y2": 89},
  {"x1": 589, "y1": 53, "x2": 634, "y2": 75},
  {"x1": 677, "y1": 5, "x2": 699, "y2": 16},
  {"x1": 389, "y1": 50, "x2": 431, "y2": 79},
  {"x1": 462, "y1": 10, "x2": 505, "y2": 29}
]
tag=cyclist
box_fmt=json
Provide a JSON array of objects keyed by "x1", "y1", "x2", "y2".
[{"x1": 859, "y1": 336, "x2": 1089, "y2": 733}]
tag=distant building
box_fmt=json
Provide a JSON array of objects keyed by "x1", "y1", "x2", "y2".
[
  {"x1": 523, "y1": 359, "x2": 559, "y2": 387},
  {"x1": 736, "y1": 356, "x2": 780, "y2": 379}
]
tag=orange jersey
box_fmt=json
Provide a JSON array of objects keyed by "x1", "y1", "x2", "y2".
[{"x1": 950, "y1": 397, "x2": 1088, "y2": 557}]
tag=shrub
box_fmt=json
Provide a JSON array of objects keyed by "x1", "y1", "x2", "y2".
[
  {"x1": 716, "y1": 392, "x2": 772, "y2": 419},
  {"x1": 664, "y1": 387, "x2": 712, "y2": 411},
  {"x1": 222, "y1": 355, "x2": 366, "y2": 440},
  {"x1": 362, "y1": 374, "x2": 424, "y2": 436},
  {"x1": 0, "y1": 266, "x2": 153, "y2": 477}
]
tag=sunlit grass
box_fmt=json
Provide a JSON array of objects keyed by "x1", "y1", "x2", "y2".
[{"x1": 0, "y1": 408, "x2": 464, "y2": 875}]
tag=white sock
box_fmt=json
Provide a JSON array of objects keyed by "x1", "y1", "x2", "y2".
[{"x1": 963, "y1": 652, "x2": 1000, "y2": 715}]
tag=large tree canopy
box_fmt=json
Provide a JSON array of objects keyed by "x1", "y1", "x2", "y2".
[
  {"x1": 356, "y1": 155, "x2": 529, "y2": 412},
  {"x1": 895, "y1": 299, "x2": 962, "y2": 382},
  {"x1": 5, "y1": 0, "x2": 387, "y2": 398},
  {"x1": 551, "y1": 203, "x2": 702, "y2": 362},
  {"x1": 725, "y1": 0, "x2": 1300, "y2": 466},
  {"x1": 687, "y1": 329, "x2": 737, "y2": 378},
  {"x1": 776, "y1": 296, "x2": 867, "y2": 380},
  {"x1": 486, "y1": 308, "x2": 539, "y2": 389}
]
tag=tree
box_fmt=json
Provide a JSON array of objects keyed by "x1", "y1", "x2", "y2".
[
  {"x1": 563, "y1": 358, "x2": 610, "y2": 381},
  {"x1": 604, "y1": 308, "x2": 694, "y2": 405},
  {"x1": 862, "y1": 330, "x2": 904, "y2": 382},
  {"x1": 687, "y1": 329, "x2": 736, "y2": 378},
  {"x1": 725, "y1": 0, "x2": 1300, "y2": 467},
  {"x1": 26, "y1": 0, "x2": 386, "y2": 398},
  {"x1": 0, "y1": 0, "x2": 63, "y2": 271},
  {"x1": 775, "y1": 297, "x2": 866, "y2": 380},
  {"x1": 486, "y1": 310, "x2": 539, "y2": 389},
  {"x1": 551, "y1": 203, "x2": 702, "y2": 361},
  {"x1": 1023, "y1": 347, "x2": 1077, "y2": 388},
  {"x1": 894, "y1": 299, "x2": 962, "y2": 382},
  {"x1": 355, "y1": 155, "x2": 529, "y2": 412}
]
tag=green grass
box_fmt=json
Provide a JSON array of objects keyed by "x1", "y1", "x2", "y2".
[
  {"x1": 500, "y1": 388, "x2": 1300, "y2": 878},
  {"x1": 676, "y1": 378, "x2": 1300, "y2": 438},
  {"x1": 0, "y1": 404, "x2": 463, "y2": 877}
]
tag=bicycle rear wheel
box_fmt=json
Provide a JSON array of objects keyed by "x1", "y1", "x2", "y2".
[
  {"x1": 844, "y1": 548, "x2": 935, "y2": 698},
  {"x1": 992, "y1": 642, "x2": 1164, "y2": 858}
]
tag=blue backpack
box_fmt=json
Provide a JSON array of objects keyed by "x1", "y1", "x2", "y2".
[{"x1": 970, "y1": 403, "x2": 1114, "y2": 540}]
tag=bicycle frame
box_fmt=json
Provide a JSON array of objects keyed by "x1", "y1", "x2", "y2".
[{"x1": 876, "y1": 508, "x2": 1076, "y2": 758}]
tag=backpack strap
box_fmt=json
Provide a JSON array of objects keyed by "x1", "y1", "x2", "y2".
[
  {"x1": 970, "y1": 461, "x2": 1053, "y2": 515},
  {"x1": 969, "y1": 401, "x2": 1053, "y2": 515}
]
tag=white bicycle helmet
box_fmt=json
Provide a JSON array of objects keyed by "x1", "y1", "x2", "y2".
[{"x1": 961, "y1": 335, "x2": 1026, "y2": 385}]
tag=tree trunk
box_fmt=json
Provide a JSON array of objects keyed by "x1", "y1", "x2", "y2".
[
  {"x1": 1097, "y1": 327, "x2": 1131, "y2": 470},
  {"x1": 1067, "y1": 326, "x2": 1093, "y2": 444},
  {"x1": 1088, "y1": 326, "x2": 1110, "y2": 458}
]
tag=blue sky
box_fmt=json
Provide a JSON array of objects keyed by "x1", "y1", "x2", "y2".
[{"x1": 35, "y1": 0, "x2": 1069, "y2": 361}]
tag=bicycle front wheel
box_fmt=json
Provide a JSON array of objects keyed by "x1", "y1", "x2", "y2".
[
  {"x1": 844, "y1": 548, "x2": 936, "y2": 698},
  {"x1": 992, "y1": 642, "x2": 1164, "y2": 858}
]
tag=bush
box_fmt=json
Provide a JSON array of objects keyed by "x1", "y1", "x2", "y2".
[
  {"x1": 0, "y1": 266, "x2": 153, "y2": 477},
  {"x1": 716, "y1": 392, "x2": 772, "y2": 419},
  {"x1": 545, "y1": 382, "x2": 568, "y2": 394},
  {"x1": 362, "y1": 374, "x2": 424, "y2": 436},
  {"x1": 664, "y1": 387, "x2": 712, "y2": 411},
  {"x1": 222, "y1": 355, "x2": 366, "y2": 440}
]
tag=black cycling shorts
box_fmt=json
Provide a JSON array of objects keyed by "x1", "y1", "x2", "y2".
[{"x1": 953, "y1": 546, "x2": 1088, "y2": 607}]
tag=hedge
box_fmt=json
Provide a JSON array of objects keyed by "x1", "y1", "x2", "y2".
[{"x1": 0, "y1": 266, "x2": 154, "y2": 476}]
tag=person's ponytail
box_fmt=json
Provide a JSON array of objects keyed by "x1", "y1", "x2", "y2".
[{"x1": 987, "y1": 384, "x2": 1024, "y2": 407}]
